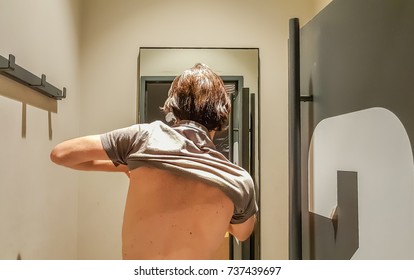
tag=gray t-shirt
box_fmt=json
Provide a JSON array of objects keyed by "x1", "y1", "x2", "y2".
[{"x1": 100, "y1": 120, "x2": 258, "y2": 224}]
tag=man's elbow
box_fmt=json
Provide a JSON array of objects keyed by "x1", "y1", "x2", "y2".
[
  {"x1": 50, "y1": 145, "x2": 69, "y2": 166},
  {"x1": 50, "y1": 148, "x2": 62, "y2": 165}
]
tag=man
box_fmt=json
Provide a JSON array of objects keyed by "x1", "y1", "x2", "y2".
[{"x1": 50, "y1": 63, "x2": 258, "y2": 259}]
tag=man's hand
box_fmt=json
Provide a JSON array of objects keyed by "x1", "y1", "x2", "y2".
[{"x1": 227, "y1": 215, "x2": 256, "y2": 241}]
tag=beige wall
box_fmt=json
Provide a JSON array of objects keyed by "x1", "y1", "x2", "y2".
[
  {"x1": 314, "y1": 0, "x2": 333, "y2": 14},
  {"x1": 78, "y1": 0, "x2": 322, "y2": 260},
  {"x1": 0, "y1": 0, "x2": 80, "y2": 259}
]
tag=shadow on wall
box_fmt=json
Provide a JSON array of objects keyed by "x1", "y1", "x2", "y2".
[{"x1": 0, "y1": 75, "x2": 56, "y2": 139}]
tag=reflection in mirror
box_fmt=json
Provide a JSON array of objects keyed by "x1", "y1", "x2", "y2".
[{"x1": 138, "y1": 48, "x2": 260, "y2": 260}]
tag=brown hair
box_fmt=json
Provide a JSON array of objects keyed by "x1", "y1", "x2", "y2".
[{"x1": 161, "y1": 63, "x2": 231, "y2": 131}]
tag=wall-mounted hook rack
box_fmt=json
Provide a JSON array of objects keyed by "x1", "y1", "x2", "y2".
[{"x1": 0, "y1": 54, "x2": 66, "y2": 100}]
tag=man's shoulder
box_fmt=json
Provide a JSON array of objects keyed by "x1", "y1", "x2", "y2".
[
  {"x1": 133, "y1": 121, "x2": 171, "y2": 136},
  {"x1": 146, "y1": 120, "x2": 173, "y2": 131}
]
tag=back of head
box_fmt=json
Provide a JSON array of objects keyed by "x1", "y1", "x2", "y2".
[{"x1": 162, "y1": 63, "x2": 231, "y2": 131}]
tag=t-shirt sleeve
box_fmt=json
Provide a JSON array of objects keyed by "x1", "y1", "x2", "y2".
[
  {"x1": 230, "y1": 177, "x2": 259, "y2": 224},
  {"x1": 100, "y1": 124, "x2": 146, "y2": 167},
  {"x1": 230, "y1": 196, "x2": 258, "y2": 224}
]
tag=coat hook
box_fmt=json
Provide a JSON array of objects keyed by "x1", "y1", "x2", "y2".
[
  {"x1": 0, "y1": 54, "x2": 15, "y2": 71},
  {"x1": 52, "y1": 86, "x2": 66, "y2": 100},
  {"x1": 29, "y1": 73, "x2": 47, "y2": 87},
  {"x1": 8, "y1": 54, "x2": 16, "y2": 71},
  {"x1": 41, "y1": 74, "x2": 46, "y2": 87}
]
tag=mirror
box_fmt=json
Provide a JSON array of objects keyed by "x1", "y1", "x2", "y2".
[{"x1": 138, "y1": 47, "x2": 260, "y2": 260}]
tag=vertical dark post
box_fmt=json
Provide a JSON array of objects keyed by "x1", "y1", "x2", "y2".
[
  {"x1": 250, "y1": 93, "x2": 260, "y2": 260},
  {"x1": 241, "y1": 87, "x2": 251, "y2": 259},
  {"x1": 288, "y1": 17, "x2": 302, "y2": 260}
]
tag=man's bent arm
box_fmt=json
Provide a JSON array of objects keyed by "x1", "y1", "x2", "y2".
[
  {"x1": 50, "y1": 135, "x2": 127, "y2": 173},
  {"x1": 228, "y1": 214, "x2": 256, "y2": 242}
]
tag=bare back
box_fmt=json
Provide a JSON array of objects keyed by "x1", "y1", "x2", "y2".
[{"x1": 122, "y1": 166, "x2": 234, "y2": 259}]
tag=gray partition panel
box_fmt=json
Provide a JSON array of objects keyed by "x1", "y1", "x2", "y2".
[
  {"x1": 299, "y1": 0, "x2": 414, "y2": 259},
  {"x1": 301, "y1": 0, "x2": 414, "y2": 150}
]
